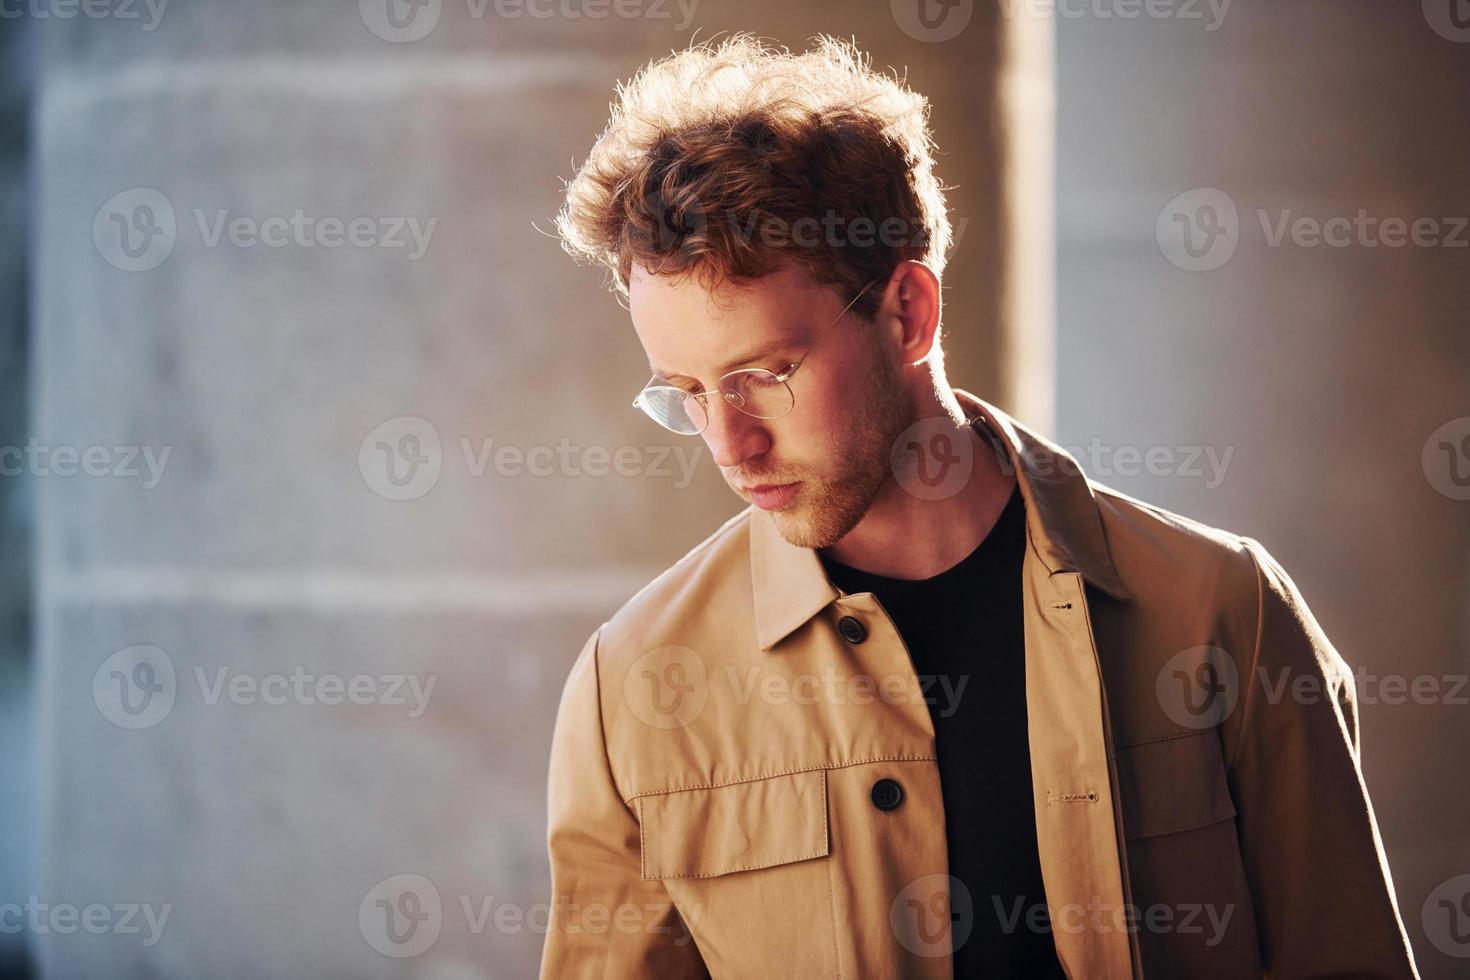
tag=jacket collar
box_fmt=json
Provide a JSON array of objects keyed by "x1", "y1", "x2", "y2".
[{"x1": 750, "y1": 389, "x2": 1133, "y2": 650}]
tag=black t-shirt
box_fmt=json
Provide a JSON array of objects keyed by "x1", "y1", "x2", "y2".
[{"x1": 818, "y1": 486, "x2": 1066, "y2": 978}]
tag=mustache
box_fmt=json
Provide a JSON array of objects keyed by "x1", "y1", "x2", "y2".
[{"x1": 724, "y1": 469, "x2": 799, "y2": 486}]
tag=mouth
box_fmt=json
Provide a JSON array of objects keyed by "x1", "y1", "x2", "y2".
[{"x1": 742, "y1": 481, "x2": 801, "y2": 511}]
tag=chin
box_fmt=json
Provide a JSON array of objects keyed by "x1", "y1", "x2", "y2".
[
  {"x1": 767, "y1": 483, "x2": 872, "y2": 550},
  {"x1": 769, "y1": 509, "x2": 827, "y2": 549}
]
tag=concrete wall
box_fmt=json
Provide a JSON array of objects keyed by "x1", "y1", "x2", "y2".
[
  {"x1": 31, "y1": 3, "x2": 1027, "y2": 977},
  {"x1": 1056, "y1": 4, "x2": 1470, "y2": 977},
  {"x1": 35, "y1": 1, "x2": 1463, "y2": 976},
  {"x1": 0, "y1": 17, "x2": 33, "y2": 980}
]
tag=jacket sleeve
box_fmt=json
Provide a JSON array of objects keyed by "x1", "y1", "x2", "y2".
[
  {"x1": 539, "y1": 628, "x2": 710, "y2": 979},
  {"x1": 1225, "y1": 537, "x2": 1420, "y2": 979}
]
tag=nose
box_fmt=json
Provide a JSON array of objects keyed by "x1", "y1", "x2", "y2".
[{"x1": 701, "y1": 394, "x2": 771, "y2": 470}]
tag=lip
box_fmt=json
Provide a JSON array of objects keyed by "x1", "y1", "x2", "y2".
[{"x1": 744, "y1": 481, "x2": 800, "y2": 511}]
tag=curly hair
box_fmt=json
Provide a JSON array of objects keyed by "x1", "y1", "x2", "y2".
[{"x1": 555, "y1": 33, "x2": 953, "y2": 321}]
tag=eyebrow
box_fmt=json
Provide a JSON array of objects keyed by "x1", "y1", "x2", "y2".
[{"x1": 649, "y1": 337, "x2": 799, "y2": 382}]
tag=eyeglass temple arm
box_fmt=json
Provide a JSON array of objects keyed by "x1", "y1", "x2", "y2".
[{"x1": 775, "y1": 275, "x2": 884, "y2": 382}]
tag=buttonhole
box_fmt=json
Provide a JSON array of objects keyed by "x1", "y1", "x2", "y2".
[{"x1": 1051, "y1": 790, "x2": 1099, "y2": 804}]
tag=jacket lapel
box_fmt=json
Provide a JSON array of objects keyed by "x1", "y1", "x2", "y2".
[
  {"x1": 748, "y1": 387, "x2": 1133, "y2": 652},
  {"x1": 746, "y1": 389, "x2": 1138, "y2": 976}
]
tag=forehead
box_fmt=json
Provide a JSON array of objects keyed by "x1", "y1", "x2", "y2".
[
  {"x1": 629, "y1": 263, "x2": 822, "y2": 376},
  {"x1": 629, "y1": 262, "x2": 817, "y2": 328}
]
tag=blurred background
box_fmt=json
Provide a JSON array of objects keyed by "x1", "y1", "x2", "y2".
[{"x1": 1, "y1": 1, "x2": 1466, "y2": 977}]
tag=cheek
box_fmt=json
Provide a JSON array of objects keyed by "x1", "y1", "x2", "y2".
[
  {"x1": 807, "y1": 349, "x2": 874, "y2": 420},
  {"x1": 777, "y1": 376, "x2": 858, "y2": 458}
]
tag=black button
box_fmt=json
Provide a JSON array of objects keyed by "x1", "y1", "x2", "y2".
[
  {"x1": 871, "y1": 778, "x2": 904, "y2": 811},
  {"x1": 838, "y1": 615, "x2": 868, "y2": 644}
]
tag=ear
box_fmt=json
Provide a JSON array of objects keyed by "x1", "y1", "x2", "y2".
[{"x1": 879, "y1": 260, "x2": 942, "y2": 365}]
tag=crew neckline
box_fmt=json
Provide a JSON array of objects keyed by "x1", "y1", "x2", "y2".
[{"x1": 819, "y1": 484, "x2": 1023, "y2": 593}]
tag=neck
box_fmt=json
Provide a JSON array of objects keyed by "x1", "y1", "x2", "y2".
[{"x1": 819, "y1": 390, "x2": 1017, "y2": 580}]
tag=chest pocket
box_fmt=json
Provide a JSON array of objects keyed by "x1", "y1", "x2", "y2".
[
  {"x1": 636, "y1": 768, "x2": 838, "y2": 978},
  {"x1": 1115, "y1": 730, "x2": 1260, "y2": 976},
  {"x1": 638, "y1": 768, "x2": 830, "y2": 879},
  {"x1": 1115, "y1": 729, "x2": 1237, "y2": 840}
]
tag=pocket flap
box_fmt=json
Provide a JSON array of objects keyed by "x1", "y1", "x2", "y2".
[
  {"x1": 1117, "y1": 732, "x2": 1238, "y2": 840},
  {"x1": 638, "y1": 769, "x2": 829, "y2": 880}
]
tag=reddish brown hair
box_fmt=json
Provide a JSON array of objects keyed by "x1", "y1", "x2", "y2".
[{"x1": 555, "y1": 34, "x2": 953, "y2": 321}]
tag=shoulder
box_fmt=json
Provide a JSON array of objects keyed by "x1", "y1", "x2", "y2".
[
  {"x1": 1088, "y1": 480, "x2": 1266, "y2": 611},
  {"x1": 594, "y1": 505, "x2": 759, "y2": 667},
  {"x1": 564, "y1": 507, "x2": 763, "y2": 798}
]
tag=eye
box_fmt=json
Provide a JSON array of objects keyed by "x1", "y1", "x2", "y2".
[
  {"x1": 736, "y1": 370, "x2": 783, "y2": 391},
  {"x1": 654, "y1": 376, "x2": 702, "y2": 395}
]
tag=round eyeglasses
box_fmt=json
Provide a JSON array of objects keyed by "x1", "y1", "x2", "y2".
[{"x1": 631, "y1": 276, "x2": 884, "y2": 436}]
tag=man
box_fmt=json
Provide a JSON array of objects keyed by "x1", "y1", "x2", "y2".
[{"x1": 539, "y1": 34, "x2": 1419, "y2": 979}]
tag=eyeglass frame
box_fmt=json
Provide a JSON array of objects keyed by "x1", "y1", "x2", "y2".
[{"x1": 630, "y1": 274, "x2": 887, "y2": 435}]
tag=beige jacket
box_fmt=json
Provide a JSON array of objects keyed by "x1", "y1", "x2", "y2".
[{"x1": 539, "y1": 390, "x2": 1419, "y2": 979}]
